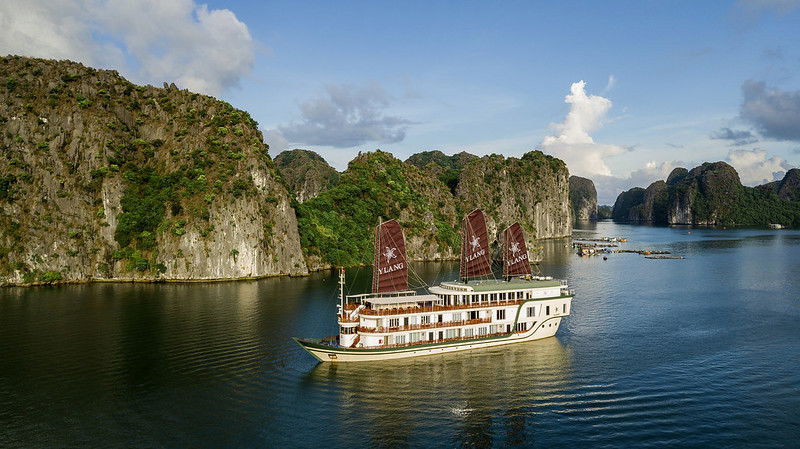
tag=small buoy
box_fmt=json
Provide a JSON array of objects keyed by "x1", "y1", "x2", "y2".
[{"x1": 603, "y1": 256, "x2": 608, "y2": 260}]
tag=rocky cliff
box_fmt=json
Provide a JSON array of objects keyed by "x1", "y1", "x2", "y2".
[
  {"x1": 641, "y1": 180, "x2": 668, "y2": 223},
  {"x1": 569, "y1": 176, "x2": 597, "y2": 220},
  {"x1": 759, "y1": 168, "x2": 800, "y2": 202},
  {"x1": 454, "y1": 151, "x2": 572, "y2": 242},
  {"x1": 0, "y1": 56, "x2": 306, "y2": 285},
  {"x1": 296, "y1": 149, "x2": 573, "y2": 270},
  {"x1": 611, "y1": 187, "x2": 646, "y2": 221},
  {"x1": 405, "y1": 150, "x2": 478, "y2": 193},
  {"x1": 610, "y1": 162, "x2": 800, "y2": 227},
  {"x1": 274, "y1": 149, "x2": 339, "y2": 202},
  {"x1": 296, "y1": 151, "x2": 459, "y2": 270},
  {"x1": 667, "y1": 162, "x2": 742, "y2": 225}
]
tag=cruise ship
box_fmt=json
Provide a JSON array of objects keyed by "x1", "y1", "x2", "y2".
[{"x1": 294, "y1": 209, "x2": 574, "y2": 362}]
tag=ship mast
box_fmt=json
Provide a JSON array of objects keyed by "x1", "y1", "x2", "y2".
[{"x1": 338, "y1": 267, "x2": 345, "y2": 318}]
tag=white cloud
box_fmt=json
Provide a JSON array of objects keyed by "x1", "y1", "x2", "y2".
[
  {"x1": 540, "y1": 80, "x2": 627, "y2": 177},
  {"x1": 263, "y1": 129, "x2": 289, "y2": 154},
  {"x1": 727, "y1": 148, "x2": 792, "y2": 185},
  {"x1": 591, "y1": 160, "x2": 686, "y2": 205},
  {"x1": 279, "y1": 83, "x2": 413, "y2": 148},
  {"x1": 740, "y1": 80, "x2": 800, "y2": 142},
  {"x1": 0, "y1": 0, "x2": 254, "y2": 96}
]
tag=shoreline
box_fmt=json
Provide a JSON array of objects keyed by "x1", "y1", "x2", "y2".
[{"x1": 0, "y1": 236, "x2": 571, "y2": 288}]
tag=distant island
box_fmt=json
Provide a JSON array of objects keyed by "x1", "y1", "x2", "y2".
[{"x1": 612, "y1": 162, "x2": 800, "y2": 227}]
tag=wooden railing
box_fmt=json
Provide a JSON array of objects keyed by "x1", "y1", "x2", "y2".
[
  {"x1": 338, "y1": 314, "x2": 359, "y2": 323},
  {"x1": 358, "y1": 317, "x2": 491, "y2": 334},
  {"x1": 358, "y1": 299, "x2": 529, "y2": 316}
]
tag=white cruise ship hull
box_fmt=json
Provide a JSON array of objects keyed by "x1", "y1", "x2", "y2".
[{"x1": 295, "y1": 297, "x2": 571, "y2": 362}]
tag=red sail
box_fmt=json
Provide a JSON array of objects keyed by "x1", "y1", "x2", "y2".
[
  {"x1": 460, "y1": 209, "x2": 492, "y2": 279},
  {"x1": 372, "y1": 219, "x2": 408, "y2": 293},
  {"x1": 503, "y1": 223, "x2": 532, "y2": 277}
]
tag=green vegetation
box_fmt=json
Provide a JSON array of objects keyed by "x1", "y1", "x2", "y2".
[
  {"x1": 296, "y1": 151, "x2": 457, "y2": 267},
  {"x1": 613, "y1": 162, "x2": 800, "y2": 227}
]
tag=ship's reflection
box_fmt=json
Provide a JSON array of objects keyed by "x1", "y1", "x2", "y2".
[{"x1": 303, "y1": 337, "x2": 573, "y2": 448}]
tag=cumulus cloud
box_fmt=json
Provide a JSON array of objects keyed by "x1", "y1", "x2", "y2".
[
  {"x1": 727, "y1": 148, "x2": 792, "y2": 185},
  {"x1": 740, "y1": 80, "x2": 800, "y2": 141},
  {"x1": 592, "y1": 160, "x2": 686, "y2": 205},
  {"x1": 710, "y1": 127, "x2": 759, "y2": 146},
  {"x1": 540, "y1": 80, "x2": 627, "y2": 177},
  {"x1": 263, "y1": 129, "x2": 289, "y2": 154},
  {"x1": 0, "y1": 0, "x2": 254, "y2": 96},
  {"x1": 279, "y1": 84, "x2": 413, "y2": 148}
]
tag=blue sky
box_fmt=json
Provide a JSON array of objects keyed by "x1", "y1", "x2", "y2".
[{"x1": 2, "y1": 0, "x2": 800, "y2": 203}]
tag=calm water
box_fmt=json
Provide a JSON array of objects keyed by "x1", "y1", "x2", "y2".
[{"x1": 1, "y1": 222, "x2": 798, "y2": 448}]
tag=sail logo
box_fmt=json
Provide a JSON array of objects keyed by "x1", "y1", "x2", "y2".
[
  {"x1": 508, "y1": 253, "x2": 528, "y2": 265},
  {"x1": 510, "y1": 242, "x2": 520, "y2": 255},
  {"x1": 378, "y1": 262, "x2": 404, "y2": 274},
  {"x1": 383, "y1": 247, "x2": 398, "y2": 263},
  {"x1": 465, "y1": 248, "x2": 486, "y2": 262},
  {"x1": 470, "y1": 235, "x2": 481, "y2": 250}
]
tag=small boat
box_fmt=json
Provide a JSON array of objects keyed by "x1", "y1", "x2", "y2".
[{"x1": 294, "y1": 210, "x2": 574, "y2": 362}]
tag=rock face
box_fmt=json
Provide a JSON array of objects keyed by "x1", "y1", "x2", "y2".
[
  {"x1": 0, "y1": 56, "x2": 306, "y2": 285},
  {"x1": 405, "y1": 150, "x2": 478, "y2": 193},
  {"x1": 296, "y1": 151, "x2": 459, "y2": 270},
  {"x1": 274, "y1": 149, "x2": 339, "y2": 202},
  {"x1": 776, "y1": 169, "x2": 800, "y2": 201},
  {"x1": 612, "y1": 187, "x2": 646, "y2": 221},
  {"x1": 297, "y1": 150, "x2": 573, "y2": 271},
  {"x1": 610, "y1": 162, "x2": 800, "y2": 227},
  {"x1": 641, "y1": 181, "x2": 668, "y2": 223},
  {"x1": 454, "y1": 151, "x2": 572, "y2": 242},
  {"x1": 569, "y1": 176, "x2": 597, "y2": 220},
  {"x1": 667, "y1": 162, "x2": 742, "y2": 225}
]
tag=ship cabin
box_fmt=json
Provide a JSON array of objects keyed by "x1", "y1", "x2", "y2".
[{"x1": 340, "y1": 277, "x2": 572, "y2": 349}]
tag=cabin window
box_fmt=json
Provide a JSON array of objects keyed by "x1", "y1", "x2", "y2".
[
  {"x1": 515, "y1": 322, "x2": 526, "y2": 332},
  {"x1": 546, "y1": 306, "x2": 550, "y2": 316},
  {"x1": 428, "y1": 332, "x2": 434, "y2": 341},
  {"x1": 410, "y1": 316, "x2": 418, "y2": 325},
  {"x1": 451, "y1": 312, "x2": 461, "y2": 322},
  {"x1": 404, "y1": 317, "x2": 409, "y2": 326},
  {"x1": 387, "y1": 335, "x2": 394, "y2": 345},
  {"x1": 445, "y1": 329, "x2": 456, "y2": 339},
  {"x1": 481, "y1": 294, "x2": 487, "y2": 302},
  {"x1": 478, "y1": 327, "x2": 488, "y2": 336},
  {"x1": 496, "y1": 309, "x2": 506, "y2": 320},
  {"x1": 396, "y1": 334, "x2": 406, "y2": 345},
  {"x1": 438, "y1": 314, "x2": 443, "y2": 323},
  {"x1": 465, "y1": 328, "x2": 474, "y2": 338},
  {"x1": 389, "y1": 318, "x2": 399, "y2": 328},
  {"x1": 527, "y1": 306, "x2": 535, "y2": 317},
  {"x1": 526, "y1": 292, "x2": 532, "y2": 299},
  {"x1": 438, "y1": 331, "x2": 444, "y2": 340},
  {"x1": 421, "y1": 315, "x2": 431, "y2": 325},
  {"x1": 518, "y1": 291, "x2": 524, "y2": 299},
  {"x1": 470, "y1": 310, "x2": 479, "y2": 320}
]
